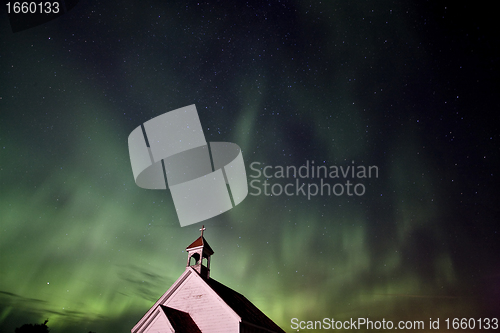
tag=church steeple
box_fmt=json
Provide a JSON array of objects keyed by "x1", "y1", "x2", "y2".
[{"x1": 186, "y1": 225, "x2": 214, "y2": 279}]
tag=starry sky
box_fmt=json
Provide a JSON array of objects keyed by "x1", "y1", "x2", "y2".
[{"x1": 1, "y1": 1, "x2": 499, "y2": 332}]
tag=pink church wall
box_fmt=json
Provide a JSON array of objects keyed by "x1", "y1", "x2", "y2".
[{"x1": 164, "y1": 272, "x2": 239, "y2": 333}]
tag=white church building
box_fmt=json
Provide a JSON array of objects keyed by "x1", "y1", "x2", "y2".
[{"x1": 131, "y1": 227, "x2": 286, "y2": 333}]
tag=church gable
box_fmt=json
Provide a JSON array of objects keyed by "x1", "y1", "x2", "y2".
[
  {"x1": 136, "y1": 304, "x2": 203, "y2": 333},
  {"x1": 132, "y1": 269, "x2": 194, "y2": 333},
  {"x1": 138, "y1": 307, "x2": 173, "y2": 333},
  {"x1": 165, "y1": 268, "x2": 240, "y2": 333}
]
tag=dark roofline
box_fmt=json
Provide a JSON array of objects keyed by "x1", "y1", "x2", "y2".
[
  {"x1": 160, "y1": 305, "x2": 202, "y2": 333},
  {"x1": 204, "y1": 278, "x2": 286, "y2": 333}
]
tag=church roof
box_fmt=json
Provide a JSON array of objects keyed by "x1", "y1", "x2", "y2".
[
  {"x1": 186, "y1": 236, "x2": 214, "y2": 254},
  {"x1": 205, "y1": 278, "x2": 286, "y2": 333},
  {"x1": 132, "y1": 268, "x2": 286, "y2": 333},
  {"x1": 132, "y1": 229, "x2": 285, "y2": 333},
  {"x1": 160, "y1": 306, "x2": 202, "y2": 333}
]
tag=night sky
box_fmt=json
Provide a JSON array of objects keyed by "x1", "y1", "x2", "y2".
[{"x1": 1, "y1": 1, "x2": 499, "y2": 332}]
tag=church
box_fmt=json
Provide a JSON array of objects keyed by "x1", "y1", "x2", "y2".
[{"x1": 131, "y1": 227, "x2": 286, "y2": 333}]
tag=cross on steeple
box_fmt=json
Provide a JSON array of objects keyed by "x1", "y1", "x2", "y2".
[{"x1": 200, "y1": 225, "x2": 206, "y2": 238}]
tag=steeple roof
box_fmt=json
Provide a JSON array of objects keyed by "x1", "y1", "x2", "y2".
[{"x1": 186, "y1": 236, "x2": 214, "y2": 255}]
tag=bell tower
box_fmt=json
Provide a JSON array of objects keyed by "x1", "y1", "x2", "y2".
[{"x1": 186, "y1": 225, "x2": 214, "y2": 279}]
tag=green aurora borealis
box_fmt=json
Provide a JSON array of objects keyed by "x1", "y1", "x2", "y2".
[{"x1": 1, "y1": 1, "x2": 499, "y2": 332}]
